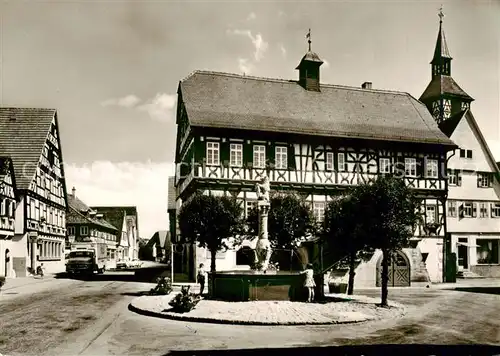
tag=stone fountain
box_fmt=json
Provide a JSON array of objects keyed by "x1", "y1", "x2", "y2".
[{"x1": 209, "y1": 176, "x2": 304, "y2": 301}]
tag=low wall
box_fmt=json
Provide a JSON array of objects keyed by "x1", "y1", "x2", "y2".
[{"x1": 471, "y1": 265, "x2": 500, "y2": 278}]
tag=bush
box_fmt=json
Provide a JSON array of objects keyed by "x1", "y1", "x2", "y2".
[
  {"x1": 168, "y1": 285, "x2": 201, "y2": 313},
  {"x1": 149, "y1": 276, "x2": 172, "y2": 295},
  {"x1": 0, "y1": 276, "x2": 5, "y2": 290}
]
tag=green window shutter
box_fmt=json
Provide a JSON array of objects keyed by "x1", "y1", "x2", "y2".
[
  {"x1": 489, "y1": 174, "x2": 493, "y2": 187},
  {"x1": 457, "y1": 172, "x2": 462, "y2": 186},
  {"x1": 472, "y1": 203, "x2": 477, "y2": 218},
  {"x1": 458, "y1": 203, "x2": 464, "y2": 218},
  {"x1": 267, "y1": 143, "x2": 275, "y2": 169},
  {"x1": 417, "y1": 157, "x2": 424, "y2": 178},
  {"x1": 197, "y1": 138, "x2": 206, "y2": 164},
  {"x1": 477, "y1": 173, "x2": 482, "y2": 187},
  {"x1": 220, "y1": 140, "x2": 230, "y2": 167},
  {"x1": 491, "y1": 203, "x2": 494, "y2": 218},
  {"x1": 243, "y1": 142, "x2": 253, "y2": 168},
  {"x1": 288, "y1": 143, "x2": 296, "y2": 170}
]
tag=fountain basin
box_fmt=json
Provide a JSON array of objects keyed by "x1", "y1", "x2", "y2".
[{"x1": 209, "y1": 270, "x2": 306, "y2": 301}]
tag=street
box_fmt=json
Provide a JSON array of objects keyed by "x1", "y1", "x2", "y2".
[{"x1": 0, "y1": 274, "x2": 499, "y2": 356}]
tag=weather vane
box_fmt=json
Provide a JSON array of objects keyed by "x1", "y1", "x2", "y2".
[
  {"x1": 438, "y1": 5, "x2": 444, "y2": 22},
  {"x1": 306, "y1": 28, "x2": 311, "y2": 51}
]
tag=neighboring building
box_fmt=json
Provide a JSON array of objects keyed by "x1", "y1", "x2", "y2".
[
  {"x1": 0, "y1": 108, "x2": 68, "y2": 276},
  {"x1": 144, "y1": 230, "x2": 171, "y2": 262},
  {"x1": 66, "y1": 187, "x2": 119, "y2": 269},
  {"x1": 172, "y1": 38, "x2": 457, "y2": 285},
  {"x1": 420, "y1": 13, "x2": 500, "y2": 278},
  {"x1": 91, "y1": 206, "x2": 139, "y2": 261},
  {"x1": 0, "y1": 157, "x2": 17, "y2": 277}
]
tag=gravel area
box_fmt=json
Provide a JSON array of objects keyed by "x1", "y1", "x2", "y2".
[{"x1": 129, "y1": 293, "x2": 406, "y2": 325}]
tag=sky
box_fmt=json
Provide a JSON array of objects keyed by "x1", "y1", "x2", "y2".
[{"x1": 0, "y1": 0, "x2": 499, "y2": 239}]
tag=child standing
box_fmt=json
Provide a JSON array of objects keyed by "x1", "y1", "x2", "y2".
[
  {"x1": 197, "y1": 263, "x2": 206, "y2": 296},
  {"x1": 300, "y1": 263, "x2": 316, "y2": 302}
]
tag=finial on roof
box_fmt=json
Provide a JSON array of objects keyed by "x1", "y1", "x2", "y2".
[
  {"x1": 438, "y1": 5, "x2": 444, "y2": 23},
  {"x1": 306, "y1": 28, "x2": 311, "y2": 51}
]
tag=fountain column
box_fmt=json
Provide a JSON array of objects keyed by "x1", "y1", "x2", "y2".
[{"x1": 254, "y1": 200, "x2": 272, "y2": 272}]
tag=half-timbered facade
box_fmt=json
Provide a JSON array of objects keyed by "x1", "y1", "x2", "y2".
[
  {"x1": 90, "y1": 206, "x2": 139, "y2": 262},
  {"x1": 420, "y1": 13, "x2": 500, "y2": 278},
  {"x1": 0, "y1": 108, "x2": 69, "y2": 276},
  {"x1": 0, "y1": 157, "x2": 17, "y2": 277},
  {"x1": 66, "y1": 187, "x2": 119, "y2": 269},
  {"x1": 172, "y1": 41, "x2": 457, "y2": 285}
]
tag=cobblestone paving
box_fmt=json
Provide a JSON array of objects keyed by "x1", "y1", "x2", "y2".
[{"x1": 130, "y1": 293, "x2": 406, "y2": 325}]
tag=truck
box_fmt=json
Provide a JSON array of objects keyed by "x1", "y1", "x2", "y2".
[{"x1": 66, "y1": 242, "x2": 107, "y2": 275}]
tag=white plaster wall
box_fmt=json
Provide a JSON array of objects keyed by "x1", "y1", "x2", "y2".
[{"x1": 418, "y1": 238, "x2": 443, "y2": 283}]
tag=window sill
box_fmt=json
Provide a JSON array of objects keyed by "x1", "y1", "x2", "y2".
[{"x1": 475, "y1": 263, "x2": 500, "y2": 266}]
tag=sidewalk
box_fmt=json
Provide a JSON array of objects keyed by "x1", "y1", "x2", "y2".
[{"x1": 1, "y1": 274, "x2": 57, "y2": 292}]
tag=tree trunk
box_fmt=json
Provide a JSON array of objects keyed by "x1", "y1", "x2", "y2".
[
  {"x1": 209, "y1": 249, "x2": 217, "y2": 298},
  {"x1": 381, "y1": 248, "x2": 389, "y2": 307},
  {"x1": 347, "y1": 251, "x2": 356, "y2": 295}
]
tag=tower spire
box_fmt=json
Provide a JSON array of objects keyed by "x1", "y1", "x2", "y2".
[{"x1": 306, "y1": 28, "x2": 311, "y2": 51}]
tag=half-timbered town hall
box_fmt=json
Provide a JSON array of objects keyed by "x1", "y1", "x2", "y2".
[
  {"x1": 172, "y1": 33, "x2": 458, "y2": 286},
  {"x1": 0, "y1": 108, "x2": 69, "y2": 276}
]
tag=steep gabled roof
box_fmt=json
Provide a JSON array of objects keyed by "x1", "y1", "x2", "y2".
[
  {"x1": 90, "y1": 206, "x2": 126, "y2": 232},
  {"x1": 419, "y1": 75, "x2": 473, "y2": 102},
  {"x1": 0, "y1": 156, "x2": 17, "y2": 194},
  {"x1": 146, "y1": 230, "x2": 170, "y2": 249},
  {"x1": 179, "y1": 71, "x2": 456, "y2": 147},
  {"x1": 67, "y1": 194, "x2": 118, "y2": 231},
  {"x1": 444, "y1": 109, "x2": 500, "y2": 180},
  {"x1": 0, "y1": 108, "x2": 56, "y2": 190}
]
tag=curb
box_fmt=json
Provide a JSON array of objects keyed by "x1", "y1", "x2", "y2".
[
  {"x1": 0, "y1": 275, "x2": 57, "y2": 292},
  {"x1": 128, "y1": 302, "x2": 375, "y2": 326}
]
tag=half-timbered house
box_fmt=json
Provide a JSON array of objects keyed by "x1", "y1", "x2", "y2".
[
  {"x1": 172, "y1": 40, "x2": 458, "y2": 286},
  {"x1": 420, "y1": 13, "x2": 500, "y2": 278},
  {"x1": 91, "y1": 206, "x2": 139, "y2": 262},
  {"x1": 0, "y1": 108, "x2": 68, "y2": 276},
  {"x1": 66, "y1": 187, "x2": 119, "y2": 269},
  {"x1": 0, "y1": 157, "x2": 17, "y2": 277}
]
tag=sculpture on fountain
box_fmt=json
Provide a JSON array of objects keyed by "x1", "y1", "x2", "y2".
[{"x1": 254, "y1": 176, "x2": 273, "y2": 272}]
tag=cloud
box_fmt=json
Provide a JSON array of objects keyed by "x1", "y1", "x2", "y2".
[
  {"x1": 238, "y1": 58, "x2": 253, "y2": 74},
  {"x1": 101, "y1": 94, "x2": 141, "y2": 108},
  {"x1": 64, "y1": 160, "x2": 175, "y2": 240},
  {"x1": 227, "y1": 29, "x2": 269, "y2": 62},
  {"x1": 279, "y1": 43, "x2": 287, "y2": 58},
  {"x1": 137, "y1": 93, "x2": 177, "y2": 122},
  {"x1": 247, "y1": 12, "x2": 256, "y2": 20}
]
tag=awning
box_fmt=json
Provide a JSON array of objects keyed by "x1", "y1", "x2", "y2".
[{"x1": 457, "y1": 242, "x2": 480, "y2": 248}]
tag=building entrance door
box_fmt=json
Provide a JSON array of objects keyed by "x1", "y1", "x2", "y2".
[{"x1": 457, "y1": 238, "x2": 469, "y2": 270}]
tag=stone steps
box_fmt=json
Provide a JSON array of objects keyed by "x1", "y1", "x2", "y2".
[{"x1": 456, "y1": 270, "x2": 485, "y2": 279}]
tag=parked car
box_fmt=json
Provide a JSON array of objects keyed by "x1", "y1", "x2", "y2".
[
  {"x1": 128, "y1": 259, "x2": 143, "y2": 268},
  {"x1": 116, "y1": 260, "x2": 128, "y2": 269}
]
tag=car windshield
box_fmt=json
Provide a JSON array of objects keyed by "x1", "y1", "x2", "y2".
[{"x1": 69, "y1": 251, "x2": 93, "y2": 258}]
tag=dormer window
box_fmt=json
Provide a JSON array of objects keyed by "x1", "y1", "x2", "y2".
[
  {"x1": 443, "y1": 99, "x2": 451, "y2": 119},
  {"x1": 432, "y1": 101, "x2": 441, "y2": 120},
  {"x1": 461, "y1": 102, "x2": 470, "y2": 110}
]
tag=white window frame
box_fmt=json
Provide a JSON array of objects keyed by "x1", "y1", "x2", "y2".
[
  {"x1": 229, "y1": 143, "x2": 243, "y2": 167},
  {"x1": 448, "y1": 169, "x2": 458, "y2": 186},
  {"x1": 426, "y1": 159, "x2": 438, "y2": 178},
  {"x1": 275, "y1": 146, "x2": 288, "y2": 170},
  {"x1": 463, "y1": 202, "x2": 473, "y2": 218},
  {"x1": 404, "y1": 158, "x2": 417, "y2": 177},
  {"x1": 379, "y1": 157, "x2": 391, "y2": 174},
  {"x1": 425, "y1": 205, "x2": 436, "y2": 224},
  {"x1": 80, "y1": 226, "x2": 89, "y2": 236},
  {"x1": 206, "y1": 142, "x2": 220, "y2": 166},
  {"x1": 337, "y1": 153, "x2": 346, "y2": 172},
  {"x1": 325, "y1": 152, "x2": 334, "y2": 171},
  {"x1": 479, "y1": 202, "x2": 489, "y2": 218},
  {"x1": 491, "y1": 203, "x2": 500, "y2": 218},
  {"x1": 313, "y1": 202, "x2": 325, "y2": 222},
  {"x1": 253, "y1": 145, "x2": 266, "y2": 169},
  {"x1": 478, "y1": 173, "x2": 491, "y2": 188},
  {"x1": 447, "y1": 201, "x2": 457, "y2": 217}
]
